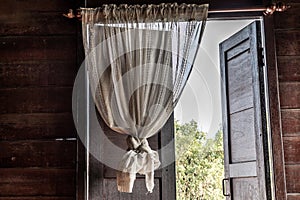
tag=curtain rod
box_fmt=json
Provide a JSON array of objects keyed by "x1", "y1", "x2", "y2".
[{"x1": 63, "y1": 2, "x2": 290, "y2": 19}]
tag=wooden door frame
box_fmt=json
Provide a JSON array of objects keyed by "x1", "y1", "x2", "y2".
[
  {"x1": 206, "y1": 13, "x2": 286, "y2": 200},
  {"x1": 75, "y1": 1, "x2": 287, "y2": 199}
]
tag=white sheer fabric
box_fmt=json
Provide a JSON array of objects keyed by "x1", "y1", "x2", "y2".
[{"x1": 81, "y1": 3, "x2": 208, "y2": 193}]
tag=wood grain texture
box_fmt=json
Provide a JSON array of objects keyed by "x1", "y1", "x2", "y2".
[
  {"x1": 283, "y1": 137, "x2": 300, "y2": 164},
  {"x1": 274, "y1": 3, "x2": 300, "y2": 30},
  {"x1": 0, "y1": 140, "x2": 76, "y2": 168},
  {"x1": 287, "y1": 194, "x2": 300, "y2": 200},
  {"x1": 281, "y1": 109, "x2": 300, "y2": 136},
  {"x1": 276, "y1": 30, "x2": 300, "y2": 56},
  {"x1": 0, "y1": 0, "x2": 74, "y2": 13},
  {"x1": 232, "y1": 177, "x2": 259, "y2": 200},
  {"x1": 0, "y1": 113, "x2": 76, "y2": 140},
  {"x1": 278, "y1": 56, "x2": 300, "y2": 82},
  {"x1": 226, "y1": 38, "x2": 250, "y2": 60},
  {"x1": 0, "y1": 197, "x2": 73, "y2": 200},
  {"x1": 103, "y1": 166, "x2": 162, "y2": 178},
  {"x1": 160, "y1": 114, "x2": 176, "y2": 200},
  {"x1": 0, "y1": 12, "x2": 77, "y2": 36},
  {"x1": 102, "y1": 179, "x2": 160, "y2": 200},
  {"x1": 0, "y1": 87, "x2": 72, "y2": 114},
  {"x1": 229, "y1": 108, "x2": 256, "y2": 163},
  {"x1": 264, "y1": 16, "x2": 287, "y2": 200},
  {"x1": 0, "y1": 62, "x2": 77, "y2": 88},
  {"x1": 0, "y1": 168, "x2": 76, "y2": 196},
  {"x1": 227, "y1": 51, "x2": 254, "y2": 114},
  {"x1": 0, "y1": 0, "x2": 78, "y2": 199},
  {"x1": 286, "y1": 165, "x2": 300, "y2": 193},
  {"x1": 279, "y1": 82, "x2": 300, "y2": 109},
  {"x1": 0, "y1": 37, "x2": 76, "y2": 63},
  {"x1": 229, "y1": 161, "x2": 257, "y2": 178}
]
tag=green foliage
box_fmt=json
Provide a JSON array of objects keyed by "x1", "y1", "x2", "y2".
[{"x1": 175, "y1": 120, "x2": 224, "y2": 200}]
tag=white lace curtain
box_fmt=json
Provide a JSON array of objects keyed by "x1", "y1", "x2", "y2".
[{"x1": 81, "y1": 3, "x2": 208, "y2": 193}]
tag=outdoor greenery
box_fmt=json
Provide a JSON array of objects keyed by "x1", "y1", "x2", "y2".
[{"x1": 175, "y1": 120, "x2": 224, "y2": 200}]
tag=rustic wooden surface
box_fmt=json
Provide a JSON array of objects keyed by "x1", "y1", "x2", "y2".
[
  {"x1": 0, "y1": 0, "x2": 78, "y2": 199},
  {"x1": 0, "y1": 62, "x2": 76, "y2": 87},
  {"x1": 274, "y1": 2, "x2": 300, "y2": 199},
  {"x1": 0, "y1": 0, "x2": 298, "y2": 199},
  {"x1": 277, "y1": 56, "x2": 300, "y2": 82},
  {"x1": 220, "y1": 21, "x2": 269, "y2": 200},
  {"x1": 281, "y1": 109, "x2": 300, "y2": 136},
  {"x1": 264, "y1": 16, "x2": 287, "y2": 200},
  {"x1": 0, "y1": 168, "x2": 76, "y2": 196}
]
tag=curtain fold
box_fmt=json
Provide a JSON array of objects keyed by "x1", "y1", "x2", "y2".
[{"x1": 81, "y1": 3, "x2": 208, "y2": 193}]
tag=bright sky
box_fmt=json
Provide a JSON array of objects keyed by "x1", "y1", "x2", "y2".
[{"x1": 175, "y1": 19, "x2": 254, "y2": 138}]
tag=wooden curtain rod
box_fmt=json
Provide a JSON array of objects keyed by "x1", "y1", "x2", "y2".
[{"x1": 63, "y1": 2, "x2": 290, "y2": 19}]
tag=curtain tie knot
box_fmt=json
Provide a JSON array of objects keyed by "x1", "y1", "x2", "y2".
[{"x1": 126, "y1": 135, "x2": 152, "y2": 154}]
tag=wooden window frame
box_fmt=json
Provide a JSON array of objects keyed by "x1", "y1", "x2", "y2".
[{"x1": 76, "y1": 1, "x2": 287, "y2": 199}]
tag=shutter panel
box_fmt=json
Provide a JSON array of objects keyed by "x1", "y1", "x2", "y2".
[
  {"x1": 73, "y1": 67, "x2": 176, "y2": 200},
  {"x1": 220, "y1": 21, "x2": 269, "y2": 200}
]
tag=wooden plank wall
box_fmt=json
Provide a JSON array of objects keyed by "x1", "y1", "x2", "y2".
[
  {"x1": 0, "y1": 0, "x2": 78, "y2": 199},
  {"x1": 274, "y1": 1, "x2": 300, "y2": 199}
]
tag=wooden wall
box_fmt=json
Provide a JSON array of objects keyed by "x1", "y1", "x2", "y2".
[
  {"x1": 0, "y1": 0, "x2": 299, "y2": 199},
  {"x1": 274, "y1": 1, "x2": 300, "y2": 199},
  {"x1": 0, "y1": 0, "x2": 79, "y2": 199}
]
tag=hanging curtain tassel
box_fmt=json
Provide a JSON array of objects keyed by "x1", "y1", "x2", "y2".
[
  {"x1": 117, "y1": 171, "x2": 136, "y2": 193},
  {"x1": 117, "y1": 136, "x2": 160, "y2": 193}
]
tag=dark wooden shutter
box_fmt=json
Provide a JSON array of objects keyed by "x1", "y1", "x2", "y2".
[
  {"x1": 220, "y1": 21, "x2": 270, "y2": 199},
  {"x1": 74, "y1": 67, "x2": 176, "y2": 199}
]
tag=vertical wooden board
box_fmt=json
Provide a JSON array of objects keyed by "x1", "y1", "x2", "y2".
[
  {"x1": 0, "y1": 113, "x2": 76, "y2": 140},
  {"x1": 88, "y1": 155, "x2": 104, "y2": 200},
  {"x1": 285, "y1": 165, "x2": 300, "y2": 193},
  {"x1": 103, "y1": 179, "x2": 160, "y2": 200},
  {"x1": 275, "y1": 31, "x2": 300, "y2": 56},
  {"x1": 232, "y1": 177, "x2": 259, "y2": 199},
  {"x1": 277, "y1": 56, "x2": 300, "y2": 82},
  {"x1": 283, "y1": 137, "x2": 300, "y2": 164},
  {"x1": 220, "y1": 21, "x2": 269, "y2": 200},
  {"x1": 281, "y1": 109, "x2": 300, "y2": 136},
  {"x1": 279, "y1": 82, "x2": 300, "y2": 109},
  {"x1": 229, "y1": 108, "x2": 256, "y2": 163},
  {"x1": 160, "y1": 114, "x2": 176, "y2": 200},
  {"x1": 227, "y1": 50, "x2": 254, "y2": 114},
  {"x1": 265, "y1": 16, "x2": 288, "y2": 200},
  {"x1": 88, "y1": 105, "x2": 104, "y2": 200}
]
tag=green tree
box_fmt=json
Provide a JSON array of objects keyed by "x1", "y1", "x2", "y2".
[{"x1": 175, "y1": 120, "x2": 224, "y2": 200}]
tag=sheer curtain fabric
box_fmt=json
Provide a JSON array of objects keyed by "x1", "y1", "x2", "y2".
[{"x1": 81, "y1": 3, "x2": 208, "y2": 193}]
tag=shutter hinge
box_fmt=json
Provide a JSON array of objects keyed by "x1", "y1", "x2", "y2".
[{"x1": 258, "y1": 47, "x2": 265, "y2": 67}]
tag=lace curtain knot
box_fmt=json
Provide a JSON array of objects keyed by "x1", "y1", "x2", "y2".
[{"x1": 126, "y1": 135, "x2": 152, "y2": 154}]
